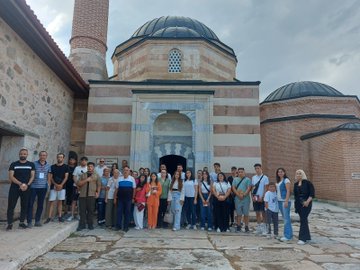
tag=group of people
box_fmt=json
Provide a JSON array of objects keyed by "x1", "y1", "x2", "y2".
[{"x1": 6, "y1": 148, "x2": 315, "y2": 245}]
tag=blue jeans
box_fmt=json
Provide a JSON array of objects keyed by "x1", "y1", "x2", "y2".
[
  {"x1": 184, "y1": 196, "x2": 196, "y2": 226},
  {"x1": 170, "y1": 191, "x2": 182, "y2": 230},
  {"x1": 278, "y1": 201, "x2": 293, "y2": 239},
  {"x1": 200, "y1": 193, "x2": 212, "y2": 228},
  {"x1": 117, "y1": 199, "x2": 132, "y2": 230},
  {"x1": 97, "y1": 198, "x2": 106, "y2": 222},
  {"x1": 27, "y1": 188, "x2": 47, "y2": 224}
]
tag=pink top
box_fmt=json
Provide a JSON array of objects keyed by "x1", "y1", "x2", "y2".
[{"x1": 134, "y1": 185, "x2": 147, "y2": 203}]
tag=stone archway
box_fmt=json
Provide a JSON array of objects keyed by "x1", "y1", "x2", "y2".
[{"x1": 152, "y1": 112, "x2": 193, "y2": 171}]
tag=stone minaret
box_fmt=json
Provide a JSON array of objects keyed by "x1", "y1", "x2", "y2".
[{"x1": 69, "y1": 0, "x2": 109, "y2": 81}]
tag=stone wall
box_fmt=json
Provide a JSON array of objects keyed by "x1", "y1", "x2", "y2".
[
  {"x1": 113, "y1": 40, "x2": 237, "y2": 82},
  {"x1": 86, "y1": 83, "x2": 261, "y2": 174},
  {"x1": 302, "y1": 131, "x2": 360, "y2": 206},
  {"x1": 260, "y1": 97, "x2": 360, "y2": 180},
  {"x1": 0, "y1": 18, "x2": 74, "y2": 219}
]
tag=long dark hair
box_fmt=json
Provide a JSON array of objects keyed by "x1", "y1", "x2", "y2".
[
  {"x1": 276, "y1": 167, "x2": 289, "y2": 183},
  {"x1": 150, "y1": 172, "x2": 158, "y2": 184},
  {"x1": 170, "y1": 171, "x2": 183, "y2": 191},
  {"x1": 217, "y1": 172, "x2": 227, "y2": 182},
  {"x1": 202, "y1": 170, "x2": 211, "y2": 185},
  {"x1": 185, "y1": 169, "x2": 194, "y2": 181},
  {"x1": 137, "y1": 174, "x2": 147, "y2": 188}
]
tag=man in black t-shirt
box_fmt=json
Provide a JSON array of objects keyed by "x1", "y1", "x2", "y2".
[
  {"x1": 45, "y1": 153, "x2": 69, "y2": 223},
  {"x1": 7, "y1": 148, "x2": 35, "y2": 230}
]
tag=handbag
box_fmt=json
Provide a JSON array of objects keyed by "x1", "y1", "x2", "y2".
[
  {"x1": 137, "y1": 203, "x2": 145, "y2": 212},
  {"x1": 163, "y1": 206, "x2": 173, "y2": 224},
  {"x1": 252, "y1": 175, "x2": 264, "y2": 201}
]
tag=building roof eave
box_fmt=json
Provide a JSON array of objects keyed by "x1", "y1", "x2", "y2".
[{"x1": 0, "y1": 0, "x2": 89, "y2": 98}]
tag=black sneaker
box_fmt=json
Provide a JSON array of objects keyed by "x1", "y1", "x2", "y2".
[
  {"x1": 123, "y1": 227, "x2": 129, "y2": 232},
  {"x1": 58, "y1": 216, "x2": 65, "y2": 223},
  {"x1": 77, "y1": 226, "x2": 85, "y2": 231},
  {"x1": 27, "y1": 223, "x2": 33, "y2": 228},
  {"x1": 19, "y1": 223, "x2": 28, "y2": 229},
  {"x1": 88, "y1": 224, "x2": 94, "y2": 230},
  {"x1": 44, "y1": 218, "x2": 51, "y2": 224},
  {"x1": 6, "y1": 224, "x2": 13, "y2": 231},
  {"x1": 245, "y1": 226, "x2": 250, "y2": 233},
  {"x1": 236, "y1": 225, "x2": 242, "y2": 232},
  {"x1": 34, "y1": 221, "x2": 42, "y2": 227}
]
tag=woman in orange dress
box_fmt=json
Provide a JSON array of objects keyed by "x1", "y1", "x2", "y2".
[{"x1": 146, "y1": 172, "x2": 162, "y2": 229}]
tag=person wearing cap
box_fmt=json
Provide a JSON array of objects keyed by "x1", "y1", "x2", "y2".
[{"x1": 7, "y1": 148, "x2": 35, "y2": 230}]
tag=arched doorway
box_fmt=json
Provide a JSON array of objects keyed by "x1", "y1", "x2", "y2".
[
  {"x1": 152, "y1": 111, "x2": 193, "y2": 171},
  {"x1": 159, "y1": 155, "x2": 186, "y2": 176}
]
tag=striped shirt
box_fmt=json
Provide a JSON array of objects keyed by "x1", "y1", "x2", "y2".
[{"x1": 31, "y1": 160, "x2": 51, "y2": 189}]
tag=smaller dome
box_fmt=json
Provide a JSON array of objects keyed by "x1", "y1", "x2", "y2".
[
  {"x1": 150, "y1": 27, "x2": 201, "y2": 38},
  {"x1": 301, "y1": 121, "x2": 360, "y2": 140},
  {"x1": 263, "y1": 81, "x2": 344, "y2": 103}
]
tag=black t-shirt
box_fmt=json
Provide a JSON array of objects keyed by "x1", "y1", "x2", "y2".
[
  {"x1": 66, "y1": 165, "x2": 76, "y2": 188},
  {"x1": 49, "y1": 164, "x2": 69, "y2": 189},
  {"x1": 9, "y1": 160, "x2": 35, "y2": 186}
]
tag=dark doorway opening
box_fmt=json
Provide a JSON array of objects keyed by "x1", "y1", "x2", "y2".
[{"x1": 159, "y1": 155, "x2": 186, "y2": 176}]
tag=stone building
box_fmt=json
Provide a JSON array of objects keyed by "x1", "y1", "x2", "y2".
[
  {"x1": 67, "y1": 0, "x2": 262, "y2": 175},
  {"x1": 0, "y1": 0, "x2": 88, "y2": 219},
  {"x1": 260, "y1": 81, "x2": 360, "y2": 207}
]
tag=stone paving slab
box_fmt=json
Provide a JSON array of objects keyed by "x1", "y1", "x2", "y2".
[
  {"x1": 22, "y1": 252, "x2": 92, "y2": 270},
  {"x1": 53, "y1": 236, "x2": 110, "y2": 252},
  {"x1": 330, "y1": 238, "x2": 360, "y2": 249},
  {"x1": 308, "y1": 254, "x2": 360, "y2": 263},
  {"x1": 0, "y1": 220, "x2": 78, "y2": 270},
  {"x1": 225, "y1": 248, "x2": 305, "y2": 262},
  {"x1": 77, "y1": 248, "x2": 234, "y2": 270},
  {"x1": 124, "y1": 228, "x2": 208, "y2": 239},
  {"x1": 74, "y1": 228, "x2": 122, "y2": 241},
  {"x1": 234, "y1": 260, "x2": 324, "y2": 270},
  {"x1": 114, "y1": 237, "x2": 213, "y2": 249},
  {"x1": 322, "y1": 263, "x2": 360, "y2": 270}
]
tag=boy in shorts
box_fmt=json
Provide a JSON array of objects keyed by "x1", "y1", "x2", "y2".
[{"x1": 232, "y1": 168, "x2": 252, "y2": 232}]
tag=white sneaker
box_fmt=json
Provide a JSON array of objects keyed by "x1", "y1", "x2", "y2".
[
  {"x1": 226, "y1": 229, "x2": 230, "y2": 232},
  {"x1": 200, "y1": 227, "x2": 205, "y2": 230},
  {"x1": 266, "y1": 233, "x2": 272, "y2": 239},
  {"x1": 208, "y1": 228, "x2": 212, "y2": 231},
  {"x1": 216, "y1": 228, "x2": 221, "y2": 233},
  {"x1": 134, "y1": 226, "x2": 140, "y2": 230},
  {"x1": 172, "y1": 228, "x2": 177, "y2": 231},
  {"x1": 186, "y1": 224, "x2": 191, "y2": 230},
  {"x1": 66, "y1": 216, "x2": 73, "y2": 222},
  {"x1": 255, "y1": 224, "x2": 262, "y2": 235},
  {"x1": 193, "y1": 225, "x2": 197, "y2": 230},
  {"x1": 297, "y1": 240, "x2": 306, "y2": 245},
  {"x1": 280, "y1": 237, "x2": 290, "y2": 242}
]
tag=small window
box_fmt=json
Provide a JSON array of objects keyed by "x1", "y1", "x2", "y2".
[{"x1": 168, "y1": 49, "x2": 182, "y2": 73}]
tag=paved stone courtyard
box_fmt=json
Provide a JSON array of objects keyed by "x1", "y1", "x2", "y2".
[{"x1": 22, "y1": 202, "x2": 360, "y2": 270}]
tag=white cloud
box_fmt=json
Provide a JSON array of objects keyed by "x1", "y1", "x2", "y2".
[{"x1": 25, "y1": 0, "x2": 360, "y2": 99}]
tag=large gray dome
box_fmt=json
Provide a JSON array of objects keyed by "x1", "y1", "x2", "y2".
[
  {"x1": 132, "y1": 16, "x2": 219, "y2": 41},
  {"x1": 263, "y1": 81, "x2": 344, "y2": 103}
]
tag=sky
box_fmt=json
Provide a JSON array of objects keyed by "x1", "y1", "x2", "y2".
[{"x1": 26, "y1": 0, "x2": 360, "y2": 101}]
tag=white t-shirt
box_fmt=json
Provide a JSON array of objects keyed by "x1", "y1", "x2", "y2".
[
  {"x1": 213, "y1": 181, "x2": 231, "y2": 194},
  {"x1": 73, "y1": 165, "x2": 87, "y2": 186},
  {"x1": 157, "y1": 172, "x2": 172, "y2": 180},
  {"x1": 200, "y1": 181, "x2": 211, "y2": 194},
  {"x1": 183, "y1": 179, "x2": 198, "y2": 197},
  {"x1": 210, "y1": 172, "x2": 218, "y2": 183},
  {"x1": 167, "y1": 180, "x2": 185, "y2": 201},
  {"x1": 252, "y1": 174, "x2": 269, "y2": 197},
  {"x1": 264, "y1": 191, "x2": 279, "y2": 213},
  {"x1": 107, "y1": 177, "x2": 118, "y2": 200},
  {"x1": 276, "y1": 178, "x2": 291, "y2": 201},
  {"x1": 95, "y1": 165, "x2": 106, "y2": 177}
]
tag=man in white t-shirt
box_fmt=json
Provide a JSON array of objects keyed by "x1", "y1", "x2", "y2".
[
  {"x1": 68, "y1": 156, "x2": 88, "y2": 221},
  {"x1": 95, "y1": 158, "x2": 107, "y2": 176},
  {"x1": 210, "y1": 162, "x2": 221, "y2": 183},
  {"x1": 251, "y1": 163, "x2": 269, "y2": 235}
]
